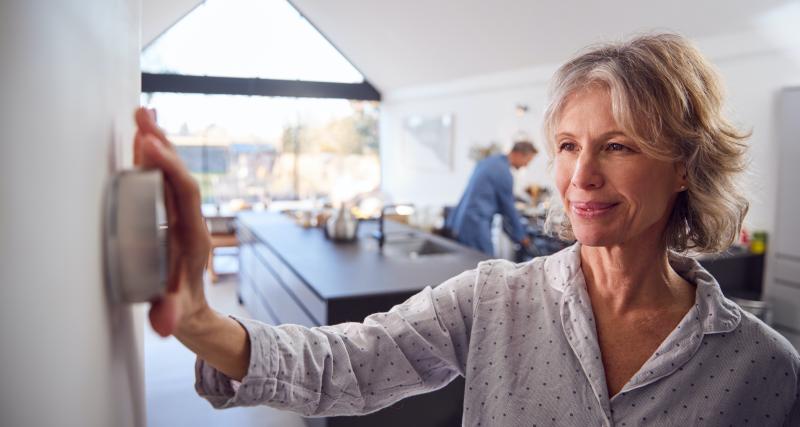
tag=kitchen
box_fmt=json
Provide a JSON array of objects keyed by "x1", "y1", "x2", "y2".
[{"x1": 2, "y1": 0, "x2": 800, "y2": 426}]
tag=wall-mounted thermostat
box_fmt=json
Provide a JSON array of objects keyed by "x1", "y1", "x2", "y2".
[{"x1": 104, "y1": 170, "x2": 168, "y2": 303}]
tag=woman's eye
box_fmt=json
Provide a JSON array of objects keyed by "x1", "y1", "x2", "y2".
[
  {"x1": 606, "y1": 142, "x2": 630, "y2": 152},
  {"x1": 558, "y1": 142, "x2": 576, "y2": 152}
]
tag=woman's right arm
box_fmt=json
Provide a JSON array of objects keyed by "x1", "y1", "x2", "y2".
[
  {"x1": 194, "y1": 267, "x2": 486, "y2": 417},
  {"x1": 175, "y1": 307, "x2": 251, "y2": 381},
  {"x1": 133, "y1": 107, "x2": 489, "y2": 416}
]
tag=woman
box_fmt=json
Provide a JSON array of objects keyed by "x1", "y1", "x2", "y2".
[{"x1": 135, "y1": 33, "x2": 799, "y2": 425}]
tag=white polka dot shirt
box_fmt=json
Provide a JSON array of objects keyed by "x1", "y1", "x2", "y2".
[{"x1": 195, "y1": 244, "x2": 800, "y2": 426}]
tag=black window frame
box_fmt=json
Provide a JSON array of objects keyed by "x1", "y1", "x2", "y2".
[{"x1": 141, "y1": 73, "x2": 381, "y2": 101}]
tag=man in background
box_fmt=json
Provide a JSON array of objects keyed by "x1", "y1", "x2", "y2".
[{"x1": 445, "y1": 141, "x2": 536, "y2": 255}]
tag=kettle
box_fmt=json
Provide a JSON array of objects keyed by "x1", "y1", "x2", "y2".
[{"x1": 325, "y1": 205, "x2": 359, "y2": 242}]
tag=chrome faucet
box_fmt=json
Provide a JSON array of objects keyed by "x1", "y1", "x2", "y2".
[{"x1": 373, "y1": 203, "x2": 415, "y2": 250}]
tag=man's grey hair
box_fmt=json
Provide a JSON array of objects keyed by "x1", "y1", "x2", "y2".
[{"x1": 510, "y1": 141, "x2": 538, "y2": 155}]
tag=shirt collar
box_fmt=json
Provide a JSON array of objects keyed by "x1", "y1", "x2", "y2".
[
  {"x1": 546, "y1": 243, "x2": 741, "y2": 335},
  {"x1": 667, "y1": 250, "x2": 741, "y2": 334}
]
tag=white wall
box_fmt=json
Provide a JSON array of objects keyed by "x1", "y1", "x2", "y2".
[
  {"x1": 0, "y1": 1, "x2": 143, "y2": 426},
  {"x1": 380, "y1": 65, "x2": 555, "y2": 208},
  {"x1": 379, "y1": 31, "x2": 800, "y2": 235}
]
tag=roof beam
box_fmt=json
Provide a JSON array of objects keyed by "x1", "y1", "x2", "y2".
[{"x1": 141, "y1": 73, "x2": 381, "y2": 101}]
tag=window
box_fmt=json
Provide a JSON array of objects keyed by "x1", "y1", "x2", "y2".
[
  {"x1": 142, "y1": 0, "x2": 363, "y2": 83},
  {"x1": 141, "y1": 0, "x2": 380, "y2": 210},
  {"x1": 141, "y1": 93, "x2": 379, "y2": 206}
]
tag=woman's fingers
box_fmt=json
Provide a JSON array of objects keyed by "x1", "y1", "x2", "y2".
[
  {"x1": 133, "y1": 107, "x2": 210, "y2": 338},
  {"x1": 134, "y1": 108, "x2": 194, "y2": 212},
  {"x1": 163, "y1": 183, "x2": 185, "y2": 295},
  {"x1": 139, "y1": 134, "x2": 207, "y2": 242},
  {"x1": 135, "y1": 107, "x2": 174, "y2": 151},
  {"x1": 134, "y1": 131, "x2": 143, "y2": 166},
  {"x1": 149, "y1": 292, "x2": 180, "y2": 337},
  {"x1": 134, "y1": 109, "x2": 205, "y2": 243}
]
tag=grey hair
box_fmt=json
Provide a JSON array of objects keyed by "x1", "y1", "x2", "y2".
[
  {"x1": 511, "y1": 140, "x2": 538, "y2": 155},
  {"x1": 542, "y1": 33, "x2": 750, "y2": 253}
]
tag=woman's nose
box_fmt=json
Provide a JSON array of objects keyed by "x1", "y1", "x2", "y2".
[{"x1": 571, "y1": 152, "x2": 604, "y2": 190}]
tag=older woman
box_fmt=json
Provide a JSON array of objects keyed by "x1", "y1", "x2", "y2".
[{"x1": 135, "y1": 33, "x2": 799, "y2": 426}]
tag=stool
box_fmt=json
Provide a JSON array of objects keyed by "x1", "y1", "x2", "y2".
[{"x1": 208, "y1": 233, "x2": 238, "y2": 283}]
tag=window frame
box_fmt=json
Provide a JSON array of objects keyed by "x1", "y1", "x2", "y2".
[{"x1": 141, "y1": 73, "x2": 381, "y2": 101}]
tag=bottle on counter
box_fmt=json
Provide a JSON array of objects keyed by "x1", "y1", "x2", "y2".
[{"x1": 750, "y1": 231, "x2": 767, "y2": 255}]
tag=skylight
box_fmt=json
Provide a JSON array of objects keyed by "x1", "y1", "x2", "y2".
[{"x1": 141, "y1": 0, "x2": 365, "y2": 84}]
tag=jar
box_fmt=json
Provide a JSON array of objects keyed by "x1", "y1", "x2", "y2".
[{"x1": 750, "y1": 231, "x2": 767, "y2": 255}]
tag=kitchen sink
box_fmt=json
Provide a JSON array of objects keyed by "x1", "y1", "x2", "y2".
[{"x1": 381, "y1": 237, "x2": 456, "y2": 258}]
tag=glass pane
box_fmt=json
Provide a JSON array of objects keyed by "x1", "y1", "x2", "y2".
[
  {"x1": 141, "y1": 0, "x2": 364, "y2": 83},
  {"x1": 140, "y1": 93, "x2": 380, "y2": 209}
]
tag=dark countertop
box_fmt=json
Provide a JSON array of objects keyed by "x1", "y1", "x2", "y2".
[
  {"x1": 238, "y1": 211, "x2": 491, "y2": 300},
  {"x1": 696, "y1": 248, "x2": 765, "y2": 300}
]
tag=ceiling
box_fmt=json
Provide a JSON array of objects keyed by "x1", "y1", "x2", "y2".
[
  {"x1": 142, "y1": 0, "x2": 203, "y2": 47},
  {"x1": 144, "y1": 0, "x2": 796, "y2": 92}
]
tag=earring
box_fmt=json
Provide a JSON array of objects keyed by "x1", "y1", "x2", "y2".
[{"x1": 679, "y1": 185, "x2": 687, "y2": 191}]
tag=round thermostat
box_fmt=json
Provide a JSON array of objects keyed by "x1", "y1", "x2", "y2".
[{"x1": 103, "y1": 170, "x2": 168, "y2": 303}]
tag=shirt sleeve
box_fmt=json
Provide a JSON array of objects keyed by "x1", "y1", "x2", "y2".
[
  {"x1": 783, "y1": 368, "x2": 800, "y2": 426},
  {"x1": 785, "y1": 398, "x2": 800, "y2": 427},
  {"x1": 194, "y1": 263, "x2": 491, "y2": 417},
  {"x1": 493, "y1": 167, "x2": 526, "y2": 243}
]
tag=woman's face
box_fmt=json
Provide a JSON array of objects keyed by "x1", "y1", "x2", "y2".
[{"x1": 553, "y1": 87, "x2": 686, "y2": 248}]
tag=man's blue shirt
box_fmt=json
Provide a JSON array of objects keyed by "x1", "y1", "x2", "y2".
[{"x1": 445, "y1": 154, "x2": 526, "y2": 254}]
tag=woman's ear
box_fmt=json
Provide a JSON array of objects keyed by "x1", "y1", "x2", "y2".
[{"x1": 674, "y1": 162, "x2": 688, "y2": 192}]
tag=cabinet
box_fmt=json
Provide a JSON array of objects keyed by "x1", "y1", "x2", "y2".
[
  {"x1": 236, "y1": 217, "x2": 467, "y2": 427},
  {"x1": 238, "y1": 225, "x2": 322, "y2": 328},
  {"x1": 766, "y1": 88, "x2": 800, "y2": 349}
]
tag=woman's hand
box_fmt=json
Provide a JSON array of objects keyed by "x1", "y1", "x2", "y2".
[
  {"x1": 133, "y1": 108, "x2": 252, "y2": 380},
  {"x1": 133, "y1": 107, "x2": 212, "y2": 338}
]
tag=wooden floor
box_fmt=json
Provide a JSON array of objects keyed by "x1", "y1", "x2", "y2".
[{"x1": 144, "y1": 253, "x2": 306, "y2": 427}]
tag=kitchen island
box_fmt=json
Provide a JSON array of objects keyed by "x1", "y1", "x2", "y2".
[{"x1": 236, "y1": 211, "x2": 490, "y2": 427}]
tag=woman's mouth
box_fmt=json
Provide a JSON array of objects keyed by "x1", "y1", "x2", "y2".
[{"x1": 570, "y1": 201, "x2": 619, "y2": 219}]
